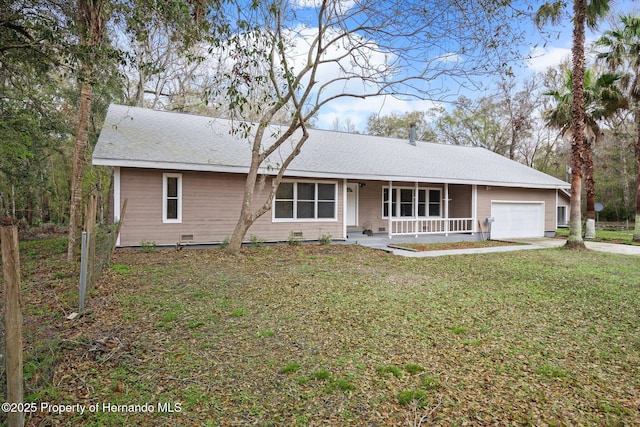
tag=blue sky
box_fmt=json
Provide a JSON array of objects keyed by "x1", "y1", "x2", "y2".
[{"x1": 284, "y1": 1, "x2": 640, "y2": 132}]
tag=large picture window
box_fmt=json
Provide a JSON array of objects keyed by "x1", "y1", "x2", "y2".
[
  {"x1": 274, "y1": 181, "x2": 337, "y2": 221},
  {"x1": 163, "y1": 173, "x2": 182, "y2": 223},
  {"x1": 383, "y1": 187, "x2": 441, "y2": 218}
]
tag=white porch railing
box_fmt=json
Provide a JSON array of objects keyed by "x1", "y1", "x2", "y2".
[{"x1": 390, "y1": 218, "x2": 474, "y2": 236}]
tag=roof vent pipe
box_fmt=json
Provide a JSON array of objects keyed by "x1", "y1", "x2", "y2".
[{"x1": 409, "y1": 123, "x2": 416, "y2": 146}]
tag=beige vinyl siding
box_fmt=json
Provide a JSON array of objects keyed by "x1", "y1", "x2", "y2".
[
  {"x1": 476, "y1": 186, "x2": 558, "y2": 232},
  {"x1": 118, "y1": 168, "x2": 343, "y2": 246},
  {"x1": 355, "y1": 181, "x2": 386, "y2": 233},
  {"x1": 448, "y1": 185, "x2": 472, "y2": 218}
]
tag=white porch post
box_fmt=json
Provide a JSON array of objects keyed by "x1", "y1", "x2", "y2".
[
  {"x1": 444, "y1": 183, "x2": 449, "y2": 236},
  {"x1": 472, "y1": 184, "x2": 477, "y2": 234},
  {"x1": 414, "y1": 181, "x2": 419, "y2": 237},
  {"x1": 114, "y1": 166, "x2": 121, "y2": 246},
  {"x1": 388, "y1": 181, "x2": 392, "y2": 239},
  {"x1": 343, "y1": 179, "x2": 348, "y2": 240}
]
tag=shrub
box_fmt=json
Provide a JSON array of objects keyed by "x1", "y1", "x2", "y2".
[
  {"x1": 250, "y1": 235, "x2": 264, "y2": 248},
  {"x1": 288, "y1": 231, "x2": 303, "y2": 245},
  {"x1": 318, "y1": 234, "x2": 332, "y2": 245},
  {"x1": 139, "y1": 240, "x2": 157, "y2": 252}
]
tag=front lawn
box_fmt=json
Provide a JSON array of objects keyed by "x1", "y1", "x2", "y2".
[
  {"x1": 556, "y1": 225, "x2": 640, "y2": 245},
  {"x1": 5, "y1": 240, "x2": 640, "y2": 426}
]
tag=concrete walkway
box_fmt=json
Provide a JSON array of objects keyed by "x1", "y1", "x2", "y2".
[
  {"x1": 352, "y1": 236, "x2": 640, "y2": 258},
  {"x1": 515, "y1": 237, "x2": 640, "y2": 256}
]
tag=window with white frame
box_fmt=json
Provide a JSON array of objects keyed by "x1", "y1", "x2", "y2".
[
  {"x1": 163, "y1": 173, "x2": 182, "y2": 223},
  {"x1": 557, "y1": 205, "x2": 568, "y2": 227},
  {"x1": 274, "y1": 181, "x2": 337, "y2": 220},
  {"x1": 383, "y1": 187, "x2": 441, "y2": 218}
]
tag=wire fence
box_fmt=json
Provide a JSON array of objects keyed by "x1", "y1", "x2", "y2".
[{"x1": 78, "y1": 197, "x2": 126, "y2": 310}]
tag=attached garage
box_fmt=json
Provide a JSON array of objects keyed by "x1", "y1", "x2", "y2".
[{"x1": 490, "y1": 201, "x2": 545, "y2": 239}]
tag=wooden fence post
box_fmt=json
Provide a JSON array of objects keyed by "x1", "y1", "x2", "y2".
[
  {"x1": 84, "y1": 193, "x2": 97, "y2": 290},
  {"x1": 1, "y1": 224, "x2": 24, "y2": 427}
]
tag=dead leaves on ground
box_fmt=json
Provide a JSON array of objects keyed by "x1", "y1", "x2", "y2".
[{"x1": 12, "y1": 243, "x2": 640, "y2": 426}]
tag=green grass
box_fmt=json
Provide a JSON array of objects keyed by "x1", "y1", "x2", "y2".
[
  {"x1": 421, "y1": 374, "x2": 442, "y2": 390},
  {"x1": 310, "y1": 369, "x2": 331, "y2": 381},
  {"x1": 555, "y1": 225, "x2": 640, "y2": 245},
  {"x1": 15, "y1": 241, "x2": 640, "y2": 425},
  {"x1": 376, "y1": 365, "x2": 403, "y2": 378},
  {"x1": 280, "y1": 362, "x2": 301, "y2": 374},
  {"x1": 398, "y1": 389, "x2": 428, "y2": 406}
]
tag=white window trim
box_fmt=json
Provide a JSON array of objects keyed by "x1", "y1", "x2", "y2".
[
  {"x1": 162, "y1": 173, "x2": 182, "y2": 223},
  {"x1": 382, "y1": 186, "x2": 442, "y2": 219},
  {"x1": 114, "y1": 167, "x2": 121, "y2": 246},
  {"x1": 557, "y1": 205, "x2": 569, "y2": 227},
  {"x1": 272, "y1": 180, "x2": 338, "y2": 222}
]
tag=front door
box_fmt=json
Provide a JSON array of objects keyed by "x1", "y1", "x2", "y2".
[{"x1": 346, "y1": 183, "x2": 358, "y2": 226}]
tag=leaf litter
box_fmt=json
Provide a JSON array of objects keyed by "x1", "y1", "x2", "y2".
[{"x1": 4, "y1": 242, "x2": 640, "y2": 426}]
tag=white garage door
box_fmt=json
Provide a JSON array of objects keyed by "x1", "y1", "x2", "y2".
[{"x1": 490, "y1": 202, "x2": 545, "y2": 239}]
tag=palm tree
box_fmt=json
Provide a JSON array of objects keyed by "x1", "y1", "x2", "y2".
[
  {"x1": 597, "y1": 15, "x2": 640, "y2": 241},
  {"x1": 536, "y1": 0, "x2": 612, "y2": 249},
  {"x1": 544, "y1": 69, "x2": 628, "y2": 239}
]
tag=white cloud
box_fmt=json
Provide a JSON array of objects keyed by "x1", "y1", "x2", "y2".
[
  {"x1": 314, "y1": 97, "x2": 442, "y2": 131},
  {"x1": 278, "y1": 26, "x2": 440, "y2": 131},
  {"x1": 276, "y1": 25, "x2": 445, "y2": 132},
  {"x1": 526, "y1": 45, "x2": 571, "y2": 73},
  {"x1": 436, "y1": 52, "x2": 462, "y2": 63},
  {"x1": 290, "y1": 0, "x2": 355, "y2": 10},
  {"x1": 284, "y1": 25, "x2": 395, "y2": 96}
]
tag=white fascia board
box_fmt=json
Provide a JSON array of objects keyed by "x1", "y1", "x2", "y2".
[
  {"x1": 92, "y1": 158, "x2": 570, "y2": 190},
  {"x1": 92, "y1": 158, "x2": 252, "y2": 174}
]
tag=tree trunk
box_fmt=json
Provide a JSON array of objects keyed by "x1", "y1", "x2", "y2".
[
  {"x1": 227, "y1": 155, "x2": 262, "y2": 254},
  {"x1": 634, "y1": 103, "x2": 640, "y2": 241},
  {"x1": 566, "y1": 0, "x2": 587, "y2": 250},
  {"x1": 67, "y1": 80, "x2": 93, "y2": 261},
  {"x1": 584, "y1": 136, "x2": 596, "y2": 239},
  {"x1": 67, "y1": 0, "x2": 104, "y2": 260},
  {"x1": 620, "y1": 147, "x2": 631, "y2": 216}
]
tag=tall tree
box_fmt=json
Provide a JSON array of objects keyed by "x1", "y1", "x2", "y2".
[
  {"x1": 597, "y1": 15, "x2": 640, "y2": 241},
  {"x1": 115, "y1": 0, "x2": 226, "y2": 112},
  {"x1": 365, "y1": 111, "x2": 437, "y2": 141},
  {"x1": 0, "y1": 1, "x2": 73, "y2": 223},
  {"x1": 536, "y1": 0, "x2": 611, "y2": 249},
  {"x1": 543, "y1": 68, "x2": 627, "y2": 238},
  {"x1": 67, "y1": 0, "x2": 107, "y2": 260},
  {"x1": 436, "y1": 96, "x2": 512, "y2": 151},
  {"x1": 217, "y1": 0, "x2": 530, "y2": 254}
]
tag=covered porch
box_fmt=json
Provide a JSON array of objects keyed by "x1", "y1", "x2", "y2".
[{"x1": 345, "y1": 180, "x2": 478, "y2": 239}]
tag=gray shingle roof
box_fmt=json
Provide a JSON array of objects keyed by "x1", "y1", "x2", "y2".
[{"x1": 93, "y1": 104, "x2": 569, "y2": 189}]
